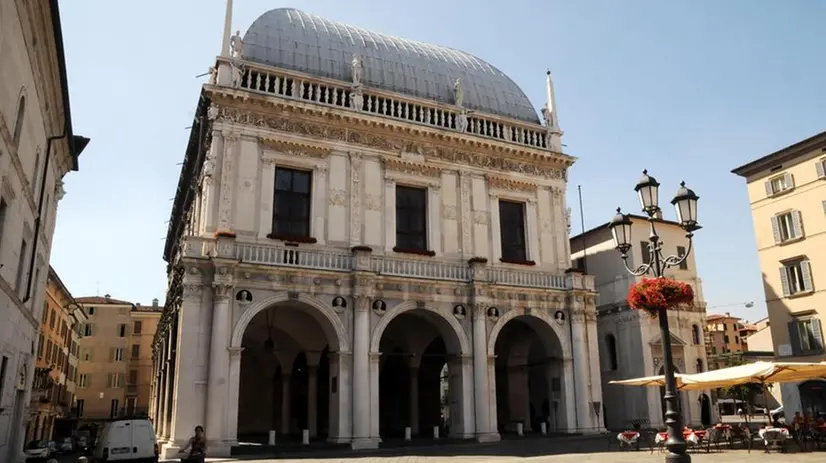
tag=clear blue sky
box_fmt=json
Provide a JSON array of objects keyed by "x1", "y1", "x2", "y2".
[{"x1": 53, "y1": 0, "x2": 825, "y2": 321}]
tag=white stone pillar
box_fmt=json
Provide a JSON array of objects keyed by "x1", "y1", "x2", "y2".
[
  {"x1": 349, "y1": 153, "x2": 363, "y2": 246},
  {"x1": 472, "y1": 303, "x2": 496, "y2": 441},
  {"x1": 351, "y1": 297, "x2": 374, "y2": 448},
  {"x1": 409, "y1": 363, "x2": 419, "y2": 436},
  {"x1": 369, "y1": 353, "x2": 381, "y2": 442},
  {"x1": 307, "y1": 365, "x2": 318, "y2": 437},
  {"x1": 561, "y1": 358, "x2": 576, "y2": 432},
  {"x1": 428, "y1": 183, "x2": 442, "y2": 254},
  {"x1": 383, "y1": 177, "x2": 396, "y2": 252},
  {"x1": 489, "y1": 193, "x2": 502, "y2": 262},
  {"x1": 570, "y1": 314, "x2": 592, "y2": 432},
  {"x1": 258, "y1": 158, "x2": 275, "y2": 239},
  {"x1": 226, "y1": 347, "x2": 244, "y2": 445},
  {"x1": 216, "y1": 132, "x2": 238, "y2": 234},
  {"x1": 327, "y1": 352, "x2": 351, "y2": 443},
  {"x1": 206, "y1": 282, "x2": 233, "y2": 453},
  {"x1": 312, "y1": 163, "x2": 328, "y2": 244},
  {"x1": 525, "y1": 197, "x2": 540, "y2": 265},
  {"x1": 281, "y1": 374, "x2": 291, "y2": 435}
]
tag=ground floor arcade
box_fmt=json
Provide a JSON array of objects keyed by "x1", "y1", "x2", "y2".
[{"x1": 150, "y1": 285, "x2": 602, "y2": 458}]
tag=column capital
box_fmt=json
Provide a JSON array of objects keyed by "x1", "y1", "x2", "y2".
[
  {"x1": 228, "y1": 346, "x2": 244, "y2": 358},
  {"x1": 213, "y1": 282, "x2": 234, "y2": 301}
]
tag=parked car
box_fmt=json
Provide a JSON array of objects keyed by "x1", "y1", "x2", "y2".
[
  {"x1": 92, "y1": 418, "x2": 159, "y2": 462},
  {"x1": 24, "y1": 440, "x2": 57, "y2": 462}
]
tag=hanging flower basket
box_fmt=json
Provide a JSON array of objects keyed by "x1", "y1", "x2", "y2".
[{"x1": 627, "y1": 277, "x2": 694, "y2": 317}]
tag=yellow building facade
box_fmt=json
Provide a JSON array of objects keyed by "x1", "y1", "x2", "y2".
[
  {"x1": 73, "y1": 296, "x2": 162, "y2": 422},
  {"x1": 733, "y1": 130, "x2": 826, "y2": 417}
]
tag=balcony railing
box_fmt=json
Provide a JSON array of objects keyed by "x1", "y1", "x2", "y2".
[
  {"x1": 220, "y1": 58, "x2": 552, "y2": 152},
  {"x1": 195, "y1": 239, "x2": 574, "y2": 291}
]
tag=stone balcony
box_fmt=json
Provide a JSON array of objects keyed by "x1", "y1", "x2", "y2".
[{"x1": 180, "y1": 236, "x2": 594, "y2": 292}]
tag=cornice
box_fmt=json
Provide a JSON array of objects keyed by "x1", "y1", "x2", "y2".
[{"x1": 207, "y1": 91, "x2": 572, "y2": 180}]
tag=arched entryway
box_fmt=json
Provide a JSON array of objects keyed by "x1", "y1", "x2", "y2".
[
  {"x1": 371, "y1": 304, "x2": 471, "y2": 440},
  {"x1": 799, "y1": 380, "x2": 826, "y2": 418},
  {"x1": 492, "y1": 314, "x2": 566, "y2": 435},
  {"x1": 233, "y1": 295, "x2": 348, "y2": 444}
]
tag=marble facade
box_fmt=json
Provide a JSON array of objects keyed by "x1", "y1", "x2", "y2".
[{"x1": 152, "y1": 7, "x2": 603, "y2": 458}]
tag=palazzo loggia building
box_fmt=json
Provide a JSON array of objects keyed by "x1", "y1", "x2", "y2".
[{"x1": 151, "y1": 6, "x2": 603, "y2": 458}]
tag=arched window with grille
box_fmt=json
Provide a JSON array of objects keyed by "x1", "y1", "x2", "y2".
[
  {"x1": 606, "y1": 334, "x2": 618, "y2": 371},
  {"x1": 692, "y1": 324, "x2": 701, "y2": 345},
  {"x1": 13, "y1": 93, "x2": 26, "y2": 147}
]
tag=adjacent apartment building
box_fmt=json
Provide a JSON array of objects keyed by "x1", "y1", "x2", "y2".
[
  {"x1": 705, "y1": 313, "x2": 747, "y2": 370},
  {"x1": 0, "y1": 1, "x2": 88, "y2": 460},
  {"x1": 571, "y1": 214, "x2": 712, "y2": 429},
  {"x1": 74, "y1": 295, "x2": 162, "y2": 422},
  {"x1": 732, "y1": 130, "x2": 826, "y2": 418},
  {"x1": 27, "y1": 266, "x2": 86, "y2": 442}
]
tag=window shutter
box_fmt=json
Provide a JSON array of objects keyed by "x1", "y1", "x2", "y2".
[
  {"x1": 783, "y1": 172, "x2": 794, "y2": 189},
  {"x1": 792, "y1": 210, "x2": 804, "y2": 238},
  {"x1": 779, "y1": 266, "x2": 791, "y2": 297},
  {"x1": 788, "y1": 320, "x2": 801, "y2": 355},
  {"x1": 770, "y1": 216, "x2": 781, "y2": 244},
  {"x1": 817, "y1": 160, "x2": 826, "y2": 179},
  {"x1": 822, "y1": 200, "x2": 826, "y2": 216},
  {"x1": 801, "y1": 260, "x2": 813, "y2": 292},
  {"x1": 812, "y1": 319, "x2": 824, "y2": 352},
  {"x1": 764, "y1": 180, "x2": 773, "y2": 197}
]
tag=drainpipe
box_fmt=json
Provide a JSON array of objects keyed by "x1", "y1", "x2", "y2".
[{"x1": 23, "y1": 119, "x2": 68, "y2": 303}]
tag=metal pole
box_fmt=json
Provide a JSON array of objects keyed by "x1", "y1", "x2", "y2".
[{"x1": 649, "y1": 217, "x2": 689, "y2": 463}]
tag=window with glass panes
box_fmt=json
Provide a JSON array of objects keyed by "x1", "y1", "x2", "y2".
[{"x1": 272, "y1": 167, "x2": 312, "y2": 238}]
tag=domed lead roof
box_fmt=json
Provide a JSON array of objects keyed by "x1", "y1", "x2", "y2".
[{"x1": 243, "y1": 8, "x2": 541, "y2": 124}]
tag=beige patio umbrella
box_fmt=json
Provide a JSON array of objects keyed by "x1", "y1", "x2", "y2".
[{"x1": 609, "y1": 372, "x2": 698, "y2": 390}]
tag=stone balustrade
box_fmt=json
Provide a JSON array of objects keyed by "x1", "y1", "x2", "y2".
[
  {"x1": 217, "y1": 57, "x2": 552, "y2": 152},
  {"x1": 183, "y1": 237, "x2": 582, "y2": 290}
]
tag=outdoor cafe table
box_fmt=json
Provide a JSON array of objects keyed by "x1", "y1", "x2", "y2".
[{"x1": 656, "y1": 429, "x2": 707, "y2": 445}]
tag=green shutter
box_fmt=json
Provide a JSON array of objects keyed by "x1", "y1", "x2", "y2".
[
  {"x1": 788, "y1": 320, "x2": 801, "y2": 355},
  {"x1": 812, "y1": 319, "x2": 824, "y2": 352}
]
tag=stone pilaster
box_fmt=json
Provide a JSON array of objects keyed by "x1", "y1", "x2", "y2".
[{"x1": 205, "y1": 257, "x2": 235, "y2": 455}]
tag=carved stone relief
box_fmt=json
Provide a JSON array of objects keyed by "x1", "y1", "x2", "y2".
[
  {"x1": 487, "y1": 174, "x2": 537, "y2": 193},
  {"x1": 459, "y1": 172, "x2": 472, "y2": 255},
  {"x1": 473, "y1": 211, "x2": 489, "y2": 225},
  {"x1": 442, "y1": 205, "x2": 458, "y2": 220},
  {"x1": 382, "y1": 157, "x2": 442, "y2": 178},
  {"x1": 365, "y1": 194, "x2": 381, "y2": 211},
  {"x1": 260, "y1": 138, "x2": 332, "y2": 159},
  {"x1": 329, "y1": 189, "x2": 347, "y2": 206}
]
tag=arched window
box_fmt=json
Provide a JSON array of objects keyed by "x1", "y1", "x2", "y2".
[
  {"x1": 606, "y1": 334, "x2": 618, "y2": 371},
  {"x1": 696, "y1": 358, "x2": 704, "y2": 373},
  {"x1": 692, "y1": 325, "x2": 701, "y2": 345},
  {"x1": 13, "y1": 94, "x2": 26, "y2": 147}
]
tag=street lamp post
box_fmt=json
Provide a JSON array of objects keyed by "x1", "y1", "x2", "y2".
[{"x1": 609, "y1": 170, "x2": 701, "y2": 463}]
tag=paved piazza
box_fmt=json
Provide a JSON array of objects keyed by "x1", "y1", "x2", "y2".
[{"x1": 164, "y1": 437, "x2": 824, "y2": 463}]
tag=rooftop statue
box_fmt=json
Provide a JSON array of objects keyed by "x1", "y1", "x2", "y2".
[
  {"x1": 230, "y1": 30, "x2": 244, "y2": 58},
  {"x1": 453, "y1": 78, "x2": 464, "y2": 107},
  {"x1": 351, "y1": 53, "x2": 364, "y2": 87}
]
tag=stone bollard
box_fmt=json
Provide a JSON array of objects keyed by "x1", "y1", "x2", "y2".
[
  {"x1": 540, "y1": 422, "x2": 547, "y2": 435},
  {"x1": 516, "y1": 422, "x2": 524, "y2": 436},
  {"x1": 268, "y1": 429, "x2": 276, "y2": 445},
  {"x1": 404, "y1": 426, "x2": 412, "y2": 441},
  {"x1": 302, "y1": 429, "x2": 309, "y2": 445},
  {"x1": 433, "y1": 425, "x2": 439, "y2": 439}
]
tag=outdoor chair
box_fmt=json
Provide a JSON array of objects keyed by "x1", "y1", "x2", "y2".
[{"x1": 703, "y1": 427, "x2": 723, "y2": 453}]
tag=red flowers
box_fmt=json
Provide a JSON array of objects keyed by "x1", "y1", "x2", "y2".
[{"x1": 627, "y1": 277, "x2": 694, "y2": 317}]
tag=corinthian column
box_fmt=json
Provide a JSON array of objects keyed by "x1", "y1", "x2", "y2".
[
  {"x1": 206, "y1": 281, "x2": 233, "y2": 452},
  {"x1": 472, "y1": 303, "x2": 496, "y2": 441}
]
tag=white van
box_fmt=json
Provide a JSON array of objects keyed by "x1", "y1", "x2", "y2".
[{"x1": 92, "y1": 418, "x2": 159, "y2": 462}]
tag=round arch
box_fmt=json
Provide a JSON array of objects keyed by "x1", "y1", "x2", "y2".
[
  {"x1": 230, "y1": 292, "x2": 350, "y2": 352},
  {"x1": 487, "y1": 308, "x2": 570, "y2": 358},
  {"x1": 370, "y1": 301, "x2": 471, "y2": 355}
]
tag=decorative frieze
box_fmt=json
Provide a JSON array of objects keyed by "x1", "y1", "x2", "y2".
[
  {"x1": 442, "y1": 205, "x2": 458, "y2": 220},
  {"x1": 382, "y1": 157, "x2": 442, "y2": 178},
  {"x1": 213, "y1": 106, "x2": 567, "y2": 180},
  {"x1": 329, "y1": 189, "x2": 347, "y2": 206},
  {"x1": 260, "y1": 138, "x2": 332, "y2": 159},
  {"x1": 486, "y1": 174, "x2": 538, "y2": 193},
  {"x1": 364, "y1": 194, "x2": 381, "y2": 211},
  {"x1": 349, "y1": 153, "x2": 363, "y2": 246}
]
